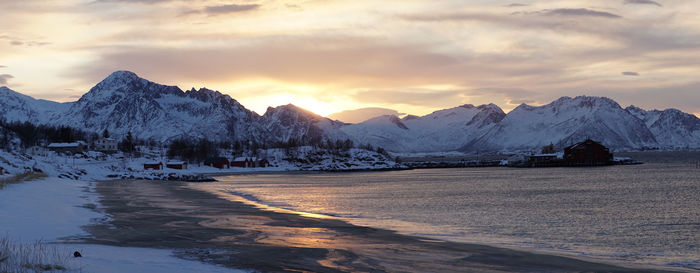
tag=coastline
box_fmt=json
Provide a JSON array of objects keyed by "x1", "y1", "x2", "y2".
[{"x1": 83, "y1": 179, "x2": 680, "y2": 273}]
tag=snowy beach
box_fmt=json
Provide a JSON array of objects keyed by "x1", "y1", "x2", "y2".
[{"x1": 0, "y1": 178, "x2": 242, "y2": 273}]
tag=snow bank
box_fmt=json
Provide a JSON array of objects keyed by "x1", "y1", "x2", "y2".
[{"x1": 0, "y1": 178, "x2": 246, "y2": 272}]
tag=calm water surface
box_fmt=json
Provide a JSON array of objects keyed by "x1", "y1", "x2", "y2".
[{"x1": 201, "y1": 160, "x2": 700, "y2": 270}]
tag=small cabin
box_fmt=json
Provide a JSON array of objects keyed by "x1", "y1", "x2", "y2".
[
  {"x1": 231, "y1": 157, "x2": 251, "y2": 168},
  {"x1": 47, "y1": 142, "x2": 86, "y2": 155},
  {"x1": 231, "y1": 157, "x2": 269, "y2": 168},
  {"x1": 204, "y1": 157, "x2": 230, "y2": 169},
  {"x1": 257, "y1": 158, "x2": 270, "y2": 168},
  {"x1": 166, "y1": 161, "x2": 187, "y2": 170},
  {"x1": 144, "y1": 162, "x2": 163, "y2": 170},
  {"x1": 564, "y1": 139, "x2": 613, "y2": 166}
]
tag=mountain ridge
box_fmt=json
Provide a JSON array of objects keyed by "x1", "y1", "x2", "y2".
[{"x1": 1, "y1": 71, "x2": 699, "y2": 152}]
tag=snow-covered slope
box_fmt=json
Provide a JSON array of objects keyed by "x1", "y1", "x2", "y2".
[
  {"x1": 463, "y1": 96, "x2": 659, "y2": 152},
  {"x1": 341, "y1": 104, "x2": 505, "y2": 152},
  {"x1": 626, "y1": 106, "x2": 700, "y2": 149},
  {"x1": 261, "y1": 104, "x2": 348, "y2": 143},
  {"x1": 0, "y1": 86, "x2": 70, "y2": 124},
  {"x1": 60, "y1": 71, "x2": 264, "y2": 142}
]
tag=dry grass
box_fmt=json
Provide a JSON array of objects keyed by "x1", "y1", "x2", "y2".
[
  {"x1": 0, "y1": 172, "x2": 48, "y2": 190},
  {"x1": 0, "y1": 236, "x2": 70, "y2": 273}
]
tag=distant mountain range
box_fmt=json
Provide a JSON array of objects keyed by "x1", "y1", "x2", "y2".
[{"x1": 1, "y1": 71, "x2": 699, "y2": 153}]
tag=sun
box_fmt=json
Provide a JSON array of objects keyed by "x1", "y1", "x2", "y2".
[
  {"x1": 287, "y1": 97, "x2": 337, "y2": 117},
  {"x1": 238, "y1": 92, "x2": 339, "y2": 117}
]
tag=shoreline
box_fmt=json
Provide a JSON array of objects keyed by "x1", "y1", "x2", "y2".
[{"x1": 82, "y1": 179, "x2": 680, "y2": 273}]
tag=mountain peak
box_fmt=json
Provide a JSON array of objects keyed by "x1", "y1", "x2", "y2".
[
  {"x1": 79, "y1": 70, "x2": 182, "y2": 103},
  {"x1": 554, "y1": 95, "x2": 621, "y2": 109},
  {"x1": 106, "y1": 70, "x2": 139, "y2": 80},
  {"x1": 265, "y1": 104, "x2": 320, "y2": 118},
  {"x1": 477, "y1": 103, "x2": 504, "y2": 113},
  {"x1": 92, "y1": 70, "x2": 148, "y2": 92},
  {"x1": 0, "y1": 86, "x2": 15, "y2": 96}
]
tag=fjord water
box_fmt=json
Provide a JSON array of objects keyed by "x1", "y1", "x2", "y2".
[{"x1": 206, "y1": 157, "x2": 699, "y2": 270}]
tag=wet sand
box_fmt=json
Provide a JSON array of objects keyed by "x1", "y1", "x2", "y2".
[{"x1": 83, "y1": 180, "x2": 678, "y2": 272}]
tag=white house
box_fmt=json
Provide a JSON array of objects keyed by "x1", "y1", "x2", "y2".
[{"x1": 94, "y1": 138, "x2": 118, "y2": 153}]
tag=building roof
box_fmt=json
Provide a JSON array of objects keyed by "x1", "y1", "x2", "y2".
[
  {"x1": 166, "y1": 161, "x2": 186, "y2": 165},
  {"x1": 48, "y1": 142, "x2": 81, "y2": 148},
  {"x1": 565, "y1": 138, "x2": 607, "y2": 150}
]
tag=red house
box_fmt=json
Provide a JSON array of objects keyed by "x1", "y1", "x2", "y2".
[
  {"x1": 166, "y1": 161, "x2": 188, "y2": 170},
  {"x1": 564, "y1": 139, "x2": 613, "y2": 166},
  {"x1": 144, "y1": 162, "x2": 163, "y2": 170},
  {"x1": 204, "y1": 157, "x2": 230, "y2": 169},
  {"x1": 231, "y1": 157, "x2": 270, "y2": 168},
  {"x1": 257, "y1": 158, "x2": 270, "y2": 168},
  {"x1": 231, "y1": 157, "x2": 251, "y2": 168}
]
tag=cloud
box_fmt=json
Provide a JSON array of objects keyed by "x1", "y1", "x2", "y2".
[
  {"x1": 624, "y1": 0, "x2": 662, "y2": 7},
  {"x1": 353, "y1": 89, "x2": 465, "y2": 107},
  {"x1": 327, "y1": 107, "x2": 404, "y2": 123},
  {"x1": 66, "y1": 37, "x2": 473, "y2": 88},
  {"x1": 622, "y1": 71, "x2": 640, "y2": 76},
  {"x1": 0, "y1": 65, "x2": 6, "y2": 68},
  {"x1": 92, "y1": 0, "x2": 173, "y2": 4},
  {"x1": 506, "y1": 3, "x2": 529, "y2": 7},
  {"x1": 542, "y1": 8, "x2": 622, "y2": 18},
  {"x1": 1, "y1": 34, "x2": 50, "y2": 47},
  {"x1": 0, "y1": 74, "x2": 14, "y2": 85},
  {"x1": 203, "y1": 4, "x2": 260, "y2": 15}
]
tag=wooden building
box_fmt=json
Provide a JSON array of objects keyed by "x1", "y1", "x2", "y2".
[
  {"x1": 94, "y1": 138, "x2": 118, "y2": 153},
  {"x1": 564, "y1": 139, "x2": 613, "y2": 166},
  {"x1": 204, "y1": 157, "x2": 230, "y2": 169},
  {"x1": 257, "y1": 158, "x2": 270, "y2": 168},
  {"x1": 166, "y1": 161, "x2": 187, "y2": 170},
  {"x1": 231, "y1": 157, "x2": 251, "y2": 168},
  {"x1": 231, "y1": 157, "x2": 270, "y2": 168},
  {"x1": 144, "y1": 162, "x2": 163, "y2": 170},
  {"x1": 47, "y1": 142, "x2": 86, "y2": 154}
]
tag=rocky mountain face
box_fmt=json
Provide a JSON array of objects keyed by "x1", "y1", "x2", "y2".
[
  {"x1": 59, "y1": 71, "x2": 264, "y2": 142},
  {"x1": 626, "y1": 106, "x2": 700, "y2": 149},
  {"x1": 262, "y1": 104, "x2": 348, "y2": 143},
  {"x1": 1, "y1": 71, "x2": 699, "y2": 152},
  {"x1": 0, "y1": 71, "x2": 340, "y2": 144}
]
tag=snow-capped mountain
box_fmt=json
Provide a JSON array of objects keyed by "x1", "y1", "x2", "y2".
[
  {"x1": 462, "y1": 96, "x2": 659, "y2": 152},
  {"x1": 261, "y1": 104, "x2": 348, "y2": 143},
  {"x1": 2, "y1": 71, "x2": 699, "y2": 153},
  {"x1": 0, "y1": 86, "x2": 70, "y2": 124},
  {"x1": 0, "y1": 71, "x2": 342, "y2": 144},
  {"x1": 626, "y1": 106, "x2": 700, "y2": 149},
  {"x1": 340, "y1": 104, "x2": 505, "y2": 152},
  {"x1": 60, "y1": 71, "x2": 263, "y2": 142}
]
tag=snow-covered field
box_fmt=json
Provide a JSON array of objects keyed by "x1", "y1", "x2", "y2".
[
  {"x1": 1, "y1": 146, "x2": 401, "y2": 182},
  {"x1": 0, "y1": 177, "x2": 243, "y2": 273}
]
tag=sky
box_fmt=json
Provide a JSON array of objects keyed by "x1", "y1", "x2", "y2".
[{"x1": 1, "y1": 0, "x2": 699, "y2": 118}]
